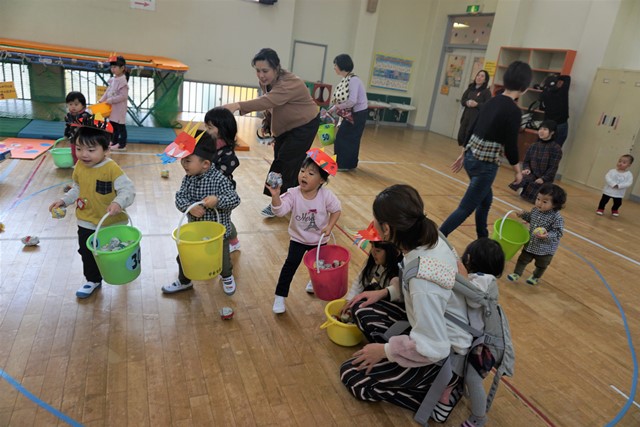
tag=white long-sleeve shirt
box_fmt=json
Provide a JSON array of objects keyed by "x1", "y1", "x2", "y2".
[{"x1": 603, "y1": 168, "x2": 634, "y2": 198}]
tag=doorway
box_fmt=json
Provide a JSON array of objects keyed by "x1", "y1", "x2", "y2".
[{"x1": 427, "y1": 14, "x2": 493, "y2": 139}]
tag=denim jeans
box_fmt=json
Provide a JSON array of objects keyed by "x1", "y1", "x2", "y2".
[
  {"x1": 555, "y1": 121, "x2": 568, "y2": 146},
  {"x1": 439, "y1": 150, "x2": 499, "y2": 238}
]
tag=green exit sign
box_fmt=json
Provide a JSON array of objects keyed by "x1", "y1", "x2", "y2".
[{"x1": 466, "y1": 4, "x2": 481, "y2": 13}]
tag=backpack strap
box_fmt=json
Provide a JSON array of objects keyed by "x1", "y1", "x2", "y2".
[{"x1": 414, "y1": 356, "x2": 452, "y2": 426}]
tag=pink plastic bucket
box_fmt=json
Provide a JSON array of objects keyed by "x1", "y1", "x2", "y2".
[{"x1": 303, "y1": 243, "x2": 350, "y2": 301}]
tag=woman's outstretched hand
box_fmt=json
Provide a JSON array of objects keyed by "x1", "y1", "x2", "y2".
[
  {"x1": 451, "y1": 153, "x2": 464, "y2": 173},
  {"x1": 347, "y1": 289, "x2": 387, "y2": 310}
]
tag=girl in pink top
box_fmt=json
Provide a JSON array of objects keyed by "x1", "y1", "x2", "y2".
[
  {"x1": 99, "y1": 56, "x2": 129, "y2": 150},
  {"x1": 266, "y1": 149, "x2": 341, "y2": 314}
]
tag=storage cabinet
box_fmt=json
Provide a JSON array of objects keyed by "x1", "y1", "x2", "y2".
[{"x1": 493, "y1": 47, "x2": 577, "y2": 161}]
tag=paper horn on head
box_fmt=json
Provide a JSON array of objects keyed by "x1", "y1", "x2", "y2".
[
  {"x1": 160, "y1": 120, "x2": 205, "y2": 164},
  {"x1": 306, "y1": 147, "x2": 338, "y2": 176},
  {"x1": 107, "y1": 52, "x2": 118, "y2": 63},
  {"x1": 71, "y1": 114, "x2": 113, "y2": 133},
  {"x1": 349, "y1": 220, "x2": 382, "y2": 249}
]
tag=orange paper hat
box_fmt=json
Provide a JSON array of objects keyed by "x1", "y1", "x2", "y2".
[
  {"x1": 306, "y1": 147, "x2": 338, "y2": 176},
  {"x1": 163, "y1": 120, "x2": 205, "y2": 160},
  {"x1": 357, "y1": 221, "x2": 382, "y2": 242},
  {"x1": 107, "y1": 52, "x2": 118, "y2": 62}
]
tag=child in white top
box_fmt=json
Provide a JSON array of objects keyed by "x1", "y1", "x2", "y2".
[
  {"x1": 266, "y1": 149, "x2": 341, "y2": 314},
  {"x1": 596, "y1": 154, "x2": 634, "y2": 217}
]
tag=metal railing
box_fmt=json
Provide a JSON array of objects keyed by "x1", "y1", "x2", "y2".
[
  {"x1": 1, "y1": 63, "x2": 30, "y2": 99},
  {"x1": 181, "y1": 80, "x2": 259, "y2": 116}
]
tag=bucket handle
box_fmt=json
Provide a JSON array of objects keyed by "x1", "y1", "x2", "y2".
[
  {"x1": 90, "y1": 210, "x2": 133, "y2": 254},
  {"x1": 497, "y1": 210, "x2": 519, "y2": 240},
  {"x1": 320, "y1": 319, "x2": 332, "y2": 329},
  {"x1": 175, "y1": 201, "x2": 220, "y2": 245},
  {"x1": 52, "y1": 137, "x2": 68, "y2": 150},
  {"x1": 314, "y1": 232, "x2": 337, "y2": 274}
]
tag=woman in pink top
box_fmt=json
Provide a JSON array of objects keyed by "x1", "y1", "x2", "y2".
[
  {"x1": 265, "y1": 148, "x2": 341, "y2": 314},
  {"x1": 100, "y1": 56, "x2": 129, "y2": 150}
]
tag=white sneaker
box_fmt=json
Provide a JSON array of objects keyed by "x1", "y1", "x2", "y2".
[
  {"x1": 222, "y1": 275, "x2": 236, "y2": 295},
  {"x1": 76, "y1": 281, "x2": 101, "y2": 298},
  {"x1": 229, "y1": 241, "x2": 241, "y2": 253},
  {"x1": 272, "y1": 295, "x2": 286, "y2": 314},
  {"x1": 305, "y1": 281, "x2": 314, "y2": 294},
  {"x1": 161, "y1": 280, "x2": 193, "y2": 294}
]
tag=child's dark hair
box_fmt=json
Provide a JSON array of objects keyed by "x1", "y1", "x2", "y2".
[
  {"x1": 539, "y1": 119, "x2": 557, "y2": 134},
  {"x1": 360, "y1": 241, "x2": 402, "y2": 288},
  {"x1": 503, "y1": 61, "x2": 532, "y2": 92},
  {"x1": 621, "y1": 154, "x2": 635, "y2": 164},
  {"x1": 538, "y1": 183, "x2": 567, "y2": 210},
  {"x1": 373, "y1": 184, "x2": 439, "y2": 251},
  {"x1": 65, "y1": 91, "x2": 87, "y2": 106},
  {"x1": 301, "y1": 157, "x2": 329, "y2": 183},
  {"x1": 204, "y1": 107, "x2": 238, "y2": 148},
  {"x1": 192, "y1": 133, "x2": 216, "y2": 162},
  {"x1": 73, "y1": 126, "x2": 112, "y2": 150},
  {"x1": 334, "y1": 54, "x2": 354, "y2": 73},
  {"x1": 462, "y1": 238, "x2": 505, "y2": 278},
  {"x1": 109, "y1": 56, "x2": 130, "y2": 81}
]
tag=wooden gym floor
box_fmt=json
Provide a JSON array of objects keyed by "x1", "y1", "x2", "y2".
[{"x1": 0, "y1": 117, "x2": 638, "y2": 426}]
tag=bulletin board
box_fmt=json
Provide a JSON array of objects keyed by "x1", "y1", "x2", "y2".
[{"x1": 370, "y1": 53, "x2": 413, "y2": 92}]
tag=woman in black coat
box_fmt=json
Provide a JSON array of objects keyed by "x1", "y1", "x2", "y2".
[{"x1": 457, "y1": 70, "x2": 491, "y2": 146}]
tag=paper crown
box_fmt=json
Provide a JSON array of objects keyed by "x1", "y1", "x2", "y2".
[
  {"x1": 71, "y1": 115, "x2": 113, "y2": 133},
  {"x1": 160, "y1": 120, "x2": 205, "y2": 163},
  {"x1": 306, "y1": 147, "x2": 337, "y2": 176},
  {"x1": 107, "y1": 52, "x2": 118, "y2": 63},
  {"x1": 345, "y1": 221, "x2": 382, "y2": 250}
]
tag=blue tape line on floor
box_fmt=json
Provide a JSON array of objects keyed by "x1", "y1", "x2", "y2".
[
  {"x1": 562, "y1": 245, "x2": 638, "y2": 426},
  {"x1": 0, "y1": 368, "x2": 83, "y2": 426}
]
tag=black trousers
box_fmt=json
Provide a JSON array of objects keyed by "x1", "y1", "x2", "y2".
[
  {"x1": 334, "y1": 109, "x2": 367, "y2": 170},
  {"x1": 78, "y1": 226, "x2": 102, "y2": 283},
  {"x1": 111, "y1": 122, "x2": 128, "y2": 147},
  {"x1": 275, "y1": 240, "x2": 323, "y2": 297},
  {"x1": 598, "y1": 194, "x2": 622, "y2": 211},
  {"x1": 263, "y1": 115, "x2": 320, "y2": 197}
]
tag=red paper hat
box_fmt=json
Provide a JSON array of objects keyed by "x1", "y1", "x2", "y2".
[
  {"x1": 163, "y1": 120, "x2": 205, "y2": 160},
  {"x1": 71, "y1": 115, "x2": 113, "y2": 133},
  {"x1": 357, "y1": 221, "x2": 382, "y2": 242},
  {"x1": 107, "y1": 52, "x2": 118, "y2": 63},
  {"x1": 306, "y1": 147, "x2": 337, "y2": 176}
]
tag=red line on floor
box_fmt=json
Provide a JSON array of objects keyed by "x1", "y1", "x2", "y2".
[{"x1": 10, "y1": 155, "x2": 47, "y2": 209}]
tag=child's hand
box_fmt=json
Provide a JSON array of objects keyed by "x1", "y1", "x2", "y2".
[
  {"x1": 49, "y1": 200, "x2": 65, "y2": 212},
  {"x1": 522, "y1": 169, "x2": 531, "y2": 175},
  {"x1": 190, "y1": 205, "x2": 206, "y2": 218},
  {"x1": 202, "y1": 195, "x2": 219, "y2": 209},
  {"x1": 516, "y1": 210, "x2": 526, "y2": 218},
  {"x1": 534, "y1": 178, "x2": 544, "y2": 184},
  {"x1": 264, "y1": 183, "x2": 281, "y2": 197},
  {"x1": 107, "y1": 202, "x2": 122, "y2": 216},
  {"x1": 320, "y1": 226, "x2": 333, "y2": 237}
]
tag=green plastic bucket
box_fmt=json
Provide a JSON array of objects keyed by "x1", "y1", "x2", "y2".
[
  {"x1": 317, "y1": 123, "x2": 336, "y2": 146},
  {"x1": 51, "y1": 137, "x2": 74, "y2": 168},
  {"x1": 172, "y1": 202, "x2": 226, "y2": 281},
  {"x1": 86, "y1": 213, "x2": 142, "y2": 285},
  {"x1": 491, "y1": 210, "x2": 530, "y2": 261}
]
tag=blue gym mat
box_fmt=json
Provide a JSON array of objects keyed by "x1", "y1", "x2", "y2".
[{"x1": 17, "y1": 120, "x2": 175, "y2": 144}]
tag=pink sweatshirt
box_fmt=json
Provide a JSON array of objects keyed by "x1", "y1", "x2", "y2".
[
  {"x1": 100, "y1": 74, "x2": 129, "y2": 124},
  {"x1": 271, "y1": 186, "x2": 341, "y2": 245}
]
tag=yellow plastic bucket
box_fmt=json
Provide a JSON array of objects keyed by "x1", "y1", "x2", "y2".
[
  {"x1": 317, "y1": 123, "x2": 335, "y2": 146},
  {"x1": 51, "y1": 137, "x2": 74, "y2": 168},
  {"x1": 491, "y1": 210, "x2": 530, "y2": 261},
  {"x1": 90, "y1": 102, "x2": 112, "y2": 118},
  {"x1": 86, "y1": 212, "x2": 142, "y2": 285},
  {"x1": 320, "y1": 299, "x2": 363, "y2": 347},
  {"x1": 172, "y1": 202, "x2": 226, "y2": 281}
]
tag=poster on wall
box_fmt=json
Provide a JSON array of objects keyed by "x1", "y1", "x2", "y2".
[{"x1": 370, "y1": 54, "x2": 413, "y2": 92}]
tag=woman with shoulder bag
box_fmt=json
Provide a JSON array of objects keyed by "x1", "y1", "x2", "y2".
[{"x1": 323, "y1": 54, "x2": 368, "y2": 171}]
